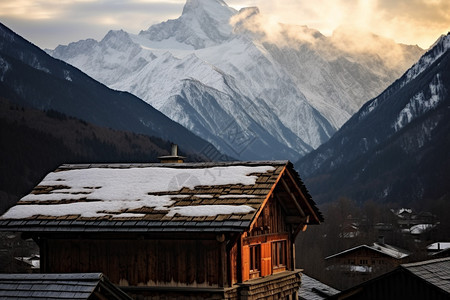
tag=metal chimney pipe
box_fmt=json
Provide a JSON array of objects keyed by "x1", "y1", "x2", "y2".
[
  {"x1": 158, "y1": 144, "x2": 186, "y2": 163},
  {"x1": 171, "y1": 144, "x2": 178, "y2": 156}
]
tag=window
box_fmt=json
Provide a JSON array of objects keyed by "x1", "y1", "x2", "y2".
[
  {"x1": 249, "y1": 245, "x2": 261, "y2": 272},
  {"x1": 272, "y1": 240, "x2": 286, "y2": 268}
]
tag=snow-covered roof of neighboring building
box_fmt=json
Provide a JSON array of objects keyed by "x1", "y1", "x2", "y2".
[
  {"x1": 410, "y1": 224, "x2": 435, "y2": 234},
  {"x1": 325, "y1": 242, "x2": 409, "y2": 260},
  {"x1": 428, "y1": 242, "x2": 450, "y2": 251},
  {"x1": 14, "y1": 255, "x2": 40, "y2": 269},
  {"x1": 298, "y1": 274, "x2": 340, "y2": 300},
  {"x1": 0, "y1": 161, "x2": 322, "y2": 233}
]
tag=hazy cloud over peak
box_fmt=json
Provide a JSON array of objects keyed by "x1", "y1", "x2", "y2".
[{"x1": 0, "y1": 0, "x2": 448, "y2": 49}]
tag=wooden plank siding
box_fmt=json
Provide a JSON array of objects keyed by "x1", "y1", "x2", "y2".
[
  {"x1": 249, "y1": 195, "x2": 287, "y2": 237},
  {"x1": 43, "y1": 239, "x2": 223, "y2": 288},
  {"x1": 240, "y1": 193, "x2": 293, "y2": 282}
]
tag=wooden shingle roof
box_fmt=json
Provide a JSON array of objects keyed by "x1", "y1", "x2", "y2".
[
  {"x1": 0, "y1": 161, "x2": 322, "y2": 233},
  {"x1": 0, "y1": 273, "x2": 132, "y2": 300}
]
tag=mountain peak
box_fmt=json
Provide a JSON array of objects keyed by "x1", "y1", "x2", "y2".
[
  {"x1": 180, "y1": 0, "x2": 236, "y2": 28},
  {"x1": 182, "y1": 0, "x2": 230, "y2": 14},
  {"x1": 100, "y1": 29, "x2": 136, "y2": 51},
  {"x1": 140, "y1": 0, "x2": 237, "y2": 49}
]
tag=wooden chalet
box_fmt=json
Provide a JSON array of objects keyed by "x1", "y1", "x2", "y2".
[
  {"x1": 325, "y1": 241, "x2": 410, "y2": 288},
  {"x1": 0, "y1": 161, "x2": 323, "y2": 299}
]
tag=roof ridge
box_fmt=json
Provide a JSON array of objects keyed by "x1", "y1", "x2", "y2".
[
  {"x1": 0, "y1": 273, "x2": 103, "y2": 280},
  {"x1": 58, "y1": 160, "x2": 290, "y2": 169},
  {"x1": 402, "y1": 257, "x2": 450, "y2": 268}
]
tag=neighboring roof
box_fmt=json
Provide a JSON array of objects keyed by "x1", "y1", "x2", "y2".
[
  {"x1": 0, "y1": 161, "x2": 322, "y2": 233},
  {"x1": 14, "y1": 255, "x2": 40, "y2": 270},
  {"x1": 402, "y1": 258, "x2": 450, "y2": 294},
  {"x1": 0, "y1": 273, "x2": 132, "y2": 300},
  {"x1": 431, "y1": 248, "x2": 450, "y2": 258},
  {"x1": 331, "y1": 257, "x2": 450, "y2": 300},
  {"x1": 325, "y1": 242, "x2": 409, "y2": 260},
  {"x1": 410, "y1": 223, "x2": 435, "y2": 234},
  {"x1": 298, "y1": 274, "x2": 340, "y2": 300},
  {"x1": 427, "y1": 242, "x2": 450, "y2": 251}
]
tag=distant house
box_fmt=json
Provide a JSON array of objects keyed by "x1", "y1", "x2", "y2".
[
  {"x1": 330, "y1": 257, "x2": 450, "y2": 300},
  {"x1": 0, "y1": 273, "x2": 132, "y2": 300},
  {"x1": 392, "y1": 208, "x2": 438, "y2": 237},
  {"x1": 325, "y1": 241, "x2": 410, "y2": 283},
  {"x1": 0, "y1": 161, "x2": 322, "y2": 299},
  {"x1": 339, "y1": 223, "x2": 359, "y2": 239}
]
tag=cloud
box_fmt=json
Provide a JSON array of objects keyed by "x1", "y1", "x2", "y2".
[
  {"x1": 228, "y1": 0, "x2": 449, "y2": 48},
  {"x1": 0, "y1": 0, "x2": 448, "y2": 49},
  {"x1": 0, "y1": 0, "x2": 185, "y2": 48}
]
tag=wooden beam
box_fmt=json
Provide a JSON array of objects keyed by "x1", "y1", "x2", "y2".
[
  {"x1": 292, "y1": 216, "x2": 309, "y2": 238},
  {"x1": 219, "y1": 240, "x2": 228, "y2": 287},
  {"x1": 280, "y1": 177, "x2": 305, "y2": 217},
  {"x1": 243, "y1": 233, "x2": 289, "y2": 246},
  {"x1": 285, "y1": 169, "x2": 321, "y2": 224}
]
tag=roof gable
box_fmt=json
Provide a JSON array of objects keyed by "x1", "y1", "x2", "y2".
[
  {"x1": 325, "y1": 243, "x2": 409, "y2": 260},
  {"x1": 0, "y1": 161, "x2": 322, "y2": 233}
]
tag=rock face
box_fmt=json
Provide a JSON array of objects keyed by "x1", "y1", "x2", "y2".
[
  {"x1": 48, "y1": 0, "x2": 424, "y2": 160},
  {"x1": 296, "y1": 33, "x2": 450, "y2": 205}
]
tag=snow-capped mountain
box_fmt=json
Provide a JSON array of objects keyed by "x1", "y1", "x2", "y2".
[
  {"x1": 295, "y1": 33, "x2": 450, "y2": 205},
  {"x1": 48, "y1": 0, "x2": 423, "y2": 160}
]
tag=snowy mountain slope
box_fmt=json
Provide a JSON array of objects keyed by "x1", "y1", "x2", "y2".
[
  {"x1": 0, "y1": 22, "x2": 224, "y2": 160},
  {"x1": 48, "y1": 0, "x2": 423, "y2": 160},
  {"x1": 295, "y1": 33, "x2": 450, "y2": 205}
]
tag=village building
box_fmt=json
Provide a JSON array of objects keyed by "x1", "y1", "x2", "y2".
[
  {"x1": 325, "y1": 240, "x2": 410, "y2": 285},
  {"x1": 330, "y1": 257, "x2": 450, "y2": 300},
  {"x1": 0, "y1": 160, "x2": 322, "y2": 299}
]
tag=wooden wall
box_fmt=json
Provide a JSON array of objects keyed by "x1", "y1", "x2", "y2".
[
  {"x1": 249, "y1": 195, "x2": 287, "y2": 237},
  {"x1": 42, "y1": 238, "x2": 223, "y2": 287},
  {"x1": 240, "y1": 195, "x2": 293, "y2": 281},
  {"x1": 327, "y1": 247, "x2": 405, "y2": 272}
]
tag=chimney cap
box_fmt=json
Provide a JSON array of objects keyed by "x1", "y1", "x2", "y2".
[{"x1": 158, "y1": 144, "x2": 186, "y2": 163}]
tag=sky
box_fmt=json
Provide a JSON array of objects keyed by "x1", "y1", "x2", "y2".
[{"x1": 0, "y1": 0, "x2": 449, "y2": 50}]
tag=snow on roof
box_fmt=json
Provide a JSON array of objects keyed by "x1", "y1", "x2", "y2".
[
  {"x1": 372, "y1": 242, "x2": 410, "y2": 259},
  {"x1": 427, "y1": 242, "x2": 450, "y2": 251},
  {"x1": 410, "y1": 224, "x2": 435, "y2": 235},
  {"x1": 0, "y1": 161, "x2": 324, "y2": 232},
  {"x1": 1, "y1": 164, "x2": 274, "y2": 220},
  {"x1": 325, "y1": 242, "x2": 409, "y2": 260}
]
